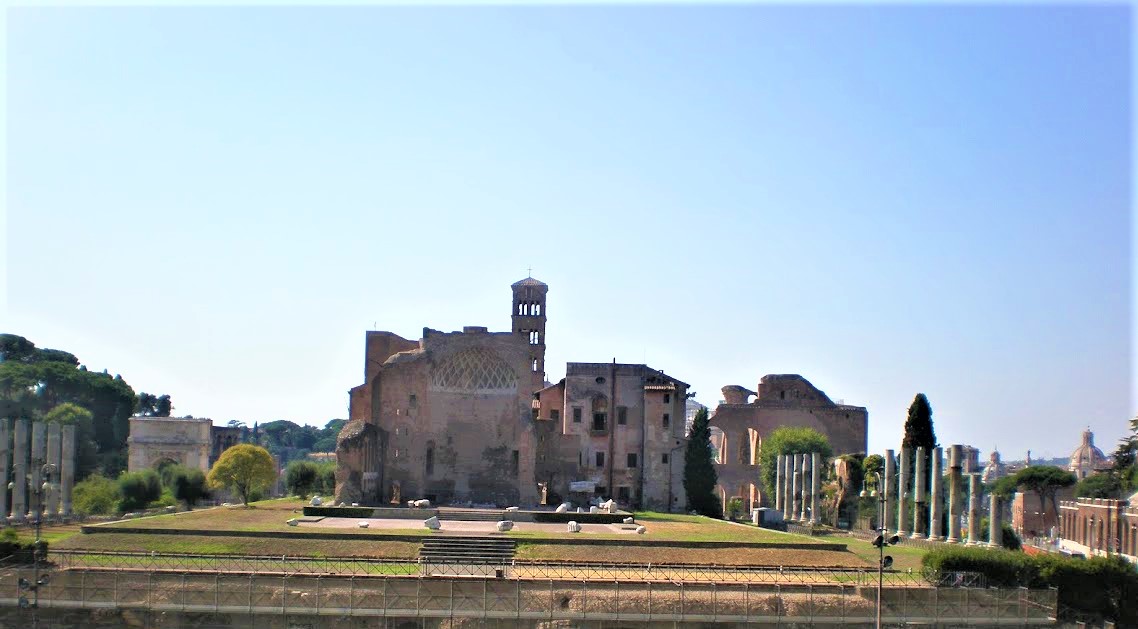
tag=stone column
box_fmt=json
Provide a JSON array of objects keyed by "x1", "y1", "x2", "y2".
[
  {"x1": 883, "y1": 449, "x2": 895, "y2": 533},
  {"x1": 775, "y1": 454, "x2": 784, "y2": 512},
  {"x1": 810, "y1": 452, "x2": 821, "y2": 525},
  {"x1": 46, "y1": 422, "x2": 62, "y2": 516},
  {"x1": 929, "y1": 446, "x2": 944, "y2": 541},
  {"x1": 782, "y1": 455, "x2": 792, "y2": 521},
  {"x1": 799, "y1": 454, "x2": 810, "y2": 521},
  {"x1": 62, "y1": 424, "x2": 76, "y2": 517},
  {"x1": 912, "y1": 446, "x2": 926, "y2": 538},
  {"x1": 967, "y1": 474, "x2": 981, "y2": 545},
  {"x1": 0, "y1": 419, "x2": 9, "y2": 521},
  {"x1": 896, "y1": 447, "x2": 911, "y2": 537},
  {"x1": 10, "y1": 419, "x2": 28, "y2": 521},
  {"x1": 791, "y1": 454, "x2": 801, "y2": 521},
  {"x1": 988, "y1": 494, "x2": 1003, "y2": 548},
  {"x1": 947, "y1": 445, "x2": 963, "y2": 543},
  {"x1": 29, "y1": 421, "x2": 46, "y2": 519}
]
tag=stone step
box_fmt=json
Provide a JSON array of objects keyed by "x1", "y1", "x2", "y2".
[{"x1": 419, "y1": 535, "x2": 516, "y2": 562}]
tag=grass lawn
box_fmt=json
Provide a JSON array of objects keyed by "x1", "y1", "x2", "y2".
[
  {"x1": 53, "y1": 532, "x2": 421, "y2": 559},
  {"x1": 815, "y1": 533, "x2": 929, "y2": 572},
  {"x1": 507, "y1": 512, "x2": 822, "y2": 543},
  {"x1": 515, "y1": 542, "x2": 869, "y2": 567}
]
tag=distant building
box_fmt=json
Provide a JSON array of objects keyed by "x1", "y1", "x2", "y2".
[
  {"x1": 127, "y1": 416, "x2": 212, "y2": 472},
  {"x1": 1068, "y1": 428, "x2": 1109, "y2": 480},
  {"x1": 1058, "y1": 496, "x2": 1138, "y2": 563},
  {"x1": 685, "y1": 399, "x2": 707, "y2": 436},
  {"x1": 981, "y1": 450, "x2": 1007, "y2": 484},
  {"x1": 209, "y1": 425, "x2": 242, "y2": 466}
]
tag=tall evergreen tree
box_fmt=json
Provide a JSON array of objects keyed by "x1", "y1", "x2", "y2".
[
  {"x1": 683, "y1": 407, "x2": 721, "y2": 517},
  {"x1": 902, "y1": 393, "x2": 937, "y2": 450}
]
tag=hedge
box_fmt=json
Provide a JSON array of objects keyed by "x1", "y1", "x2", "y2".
[
  {"x1": 922, "y1": 546, "x2": 1138, "y2": 625},
  {"x1": 531, "y1": 512, "x2": 628, "y2": 524}
]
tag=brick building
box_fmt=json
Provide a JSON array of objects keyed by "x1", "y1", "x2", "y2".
[{"x1": 1058, "y1": 497, "x2": 1138, "y2": 562}]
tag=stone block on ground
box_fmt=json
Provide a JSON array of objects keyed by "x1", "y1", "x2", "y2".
[
  {"x1": 505, "y1": 506, "x2": 519, "y2": 512},
  {"x1": 286, "y1": 518, "x2": 299, "y2": 527},
  {"x1": 589, "y1": 506, "x2": 599, "y2": 513},
  {"x1": 555, "y1": 503, "x2": 571, "y2": 513},
  {"x1": 496, "y1": 520, "x2": 514, "y2": 532},
  {"x1": 567, "y1": 521, "x2": 581, "y2": 533},
  {"x1": 622, "y1": 517, "x2": 635, "y2": 524},
  {"x1": 424, "y1": 516, "x2": 441, "y2": 530},
  {"x1": 311, "y1": 496, "x2": 322, "y2": 506},
  {"x1": 358, "y1": 521, "x2": 369, "y2": 528},
  {"x1": 636, "y1": 525, "x2": 647, "y2": 534},
  {"x1": 414, "y1": 499, "x2": 431, "y2": 508}
]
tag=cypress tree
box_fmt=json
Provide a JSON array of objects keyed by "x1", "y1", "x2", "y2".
[
  {"x1": 683, "y1": 407, "x2": 721, "y2": 517},
  {"x1": 902, "y1": 393, "x2": 937, "y2": 450}
]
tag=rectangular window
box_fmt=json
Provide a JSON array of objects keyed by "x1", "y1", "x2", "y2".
[
  {"x1": 409, "y1": 394, "x2": 417, "y2": 405},
  {"x1": 627, "y1": 453, "x2": 638, "y2": 468},
  {"x1": 595, "y1": 451, "x2": 605, "y2": 468},
  {"x1": 617, "y1": 486, "x2": 631, "y2": 502},
  {"x1": 573, "y1": 407, "x2": 582, "y2": 423},
  {"x1": 662, "y1": 413, "x2": 671, "y2": 429},
  {"x1": 511, "y1": 450, "x2": 519, "y2": 475},
  {"x1": 664, "y1": 393, "x2": 671, "y2": 404},
  {"x1": 617, "y1": 406, "x2": 627, "y2": 425},
  {"x1": 662, "y1": 453, "x2": 670, "y2": 464},
  {"x1": 551, "y1": 409, "x2": 560, "y2": 421},
  {"x1": 592, "y1": 412, "x2": 607, "y2": 432}
]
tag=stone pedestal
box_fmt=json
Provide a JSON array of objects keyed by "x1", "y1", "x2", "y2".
[
  {"x1": 10, "y1": 419, "x2": 28, "y2": 522},
  {"x1": 896, "y1": 447, "x2": 911, "y2": 537},
  {"x1": 62, "y1": 425, "x2": 76, "y2": 517},
  {"x1": 47, "y1": 422, "x2": 62, "y2": 516},
  {"x1": 928, "y1": 447, "x2": 944, "y2": 541},
  {"x1": 947, "y1": 445, "x2": 963, "y2": 543},
  {"x1": 967, "y1": 474, "x2": 981, "y2": 545},
  {"x1": 810, "y1": 452, "x2": 821, "y2": 525},
  {"x1": 988, "y1": 494, "x2": 1003, "y2": 548},
  {"x1": 883, "y1": 449, "x2": 895, "y2": 533},
  {"x1": 912, "y1": 446, "x2": 926, "y2": 538}
]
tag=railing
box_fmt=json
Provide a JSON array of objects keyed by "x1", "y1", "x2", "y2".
[
  {"x1": 0, "y1": 566, "x2": 1058, "y2": 626},
  {"x1": 43, "y1": 550, "x2": 987, "y2": 587}
]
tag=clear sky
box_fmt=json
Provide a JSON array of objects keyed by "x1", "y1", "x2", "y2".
[{"x1": 3, "y1": 3, "x2": 1132, "y2": 461}]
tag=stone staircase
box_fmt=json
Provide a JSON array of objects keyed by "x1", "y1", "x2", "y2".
[
  {"x1": 419, "y1": 536, "x2": 516, "y2": 563},
  {"x1": 435, "y1": 508, "x2": 508, "y2": 522}
]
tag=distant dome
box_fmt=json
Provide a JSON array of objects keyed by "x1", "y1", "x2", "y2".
[
  {"x1": 981, "y1": 450, "x2": 1006, "y2": 483},
  {"x1": 431, "y1": 347, "x2": 518, "y2": 394},
  {"x1": 511, "y1": 277, "x2": 547, "y2": 288},
  {"x1": 1068, "y1": 429, "x2": 1107, "y2": 480}
]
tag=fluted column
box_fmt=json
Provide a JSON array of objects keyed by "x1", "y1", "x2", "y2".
[
  {"x1": 912, "y1": 446, "x2": 926, "y2": 538},
  {"x1": 988, "y1": 494, "x2": 1003, "y2": 548},
  {"x1": 0, "y1": 419, "x2": 9, "y2": 521},
  {"x1": 62, "y1": 424, "x2": 76, "y2": 517},
  {"x1": 883, "y1": 449, "x2": 895, "y2": 534},
  {"x1": 29, "y1": 421, "x2": 46, "y2": 519},
  {"x1": 46, "y1": 422, "x2": 62, "y2": 516},
  {"x1": 11, "y1": 419, "x2": 28, "y2": 521},
  {"x1": 782, "y1": 455, "x2": 792, "y2": 520},
  {"x1": 799, "y1": 454, "x2": 810, "y2": 521},
  {"x1": 967, "y1": 474, "x2": 981, "y2": 545},
  {"x1": 775, "y1": 454, "x2": 784, "y2": 512},
  {"x1": 929, "y1": 447, "x2": 944, "y2": 540},
  {"x1": 810, "y1": 452, "x2": 821, "y2": 525},
  {"x1": 897, "y1": 447, "x2": 911, "y2": 537},
  {"x1": 947, "y1": 445, "x2": 963, "y2": 543},
  {"x1": 791, "y1": 454, "x2": 801, "y2": 521}
]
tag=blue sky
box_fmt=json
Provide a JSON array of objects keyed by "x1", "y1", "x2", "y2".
[{"x1": 3, "y1": 3, "x2": 1132, "y2": 460}]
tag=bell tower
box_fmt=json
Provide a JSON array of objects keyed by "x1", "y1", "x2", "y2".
[{"x1": 511, "y1": 276, "x2": 548, "y2": 393}]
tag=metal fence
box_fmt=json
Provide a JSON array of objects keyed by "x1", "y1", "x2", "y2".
[
  {"x1": 45, "y1": 550, "x2": 984, "y2": 587},
  {"x1": 0, "y1": 566, "x2": 1058, "y2": 626}
]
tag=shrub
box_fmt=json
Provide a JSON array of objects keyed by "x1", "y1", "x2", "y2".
[
  {"x1": 118, "y1": 470, "x2": 163, "y2": 511},
  {"x1": 317, "y1": 462, "x2": 337, "y2": 495},
  {"x1": 285, "y1": 460, "x2": 320, "y2": 498},
  {"x1": 171, "y1": 467, "x2": 209, "y2": 509},
  {"x1": 71, "y1": 474, "x2": 122, "y2": 516},
  {"x1": 726, "y1": 497, "x2": 745, "y2": 521},
  {"x1": 303, "y1": 506, "x2": 376, "y2": 518}
]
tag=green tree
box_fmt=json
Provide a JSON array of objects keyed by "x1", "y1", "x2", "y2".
[
  {"x1": 207, "y1": 444, "x2": 277, "y2": 506},
  {"x1": 683, "y1": 407, "x2": 721, "y2": 517},
  {"x1": 285, "y1": 460, "x2": 321, "y2": 497},
  {"x1": 71, "y1": 474, "x2": 122, "y2": 516},
  {"x1": 1074, "y1": 472, "x2": 1121, "y2": 499},
  {"x1": 43, "y1": 402, "x2": 99, "y2": 480},
  {"x1": 171, "y1": 467, "x2": 208, "y2": 509},
  {"x1": 118, "y1": 470, "x2": 163, "y2": 511},
  {"x1": 758, "y1": 426, "x2": 833, "y2": 500},
  {"x1": 902, "y1": 393, "x2": 937, "y2": 450},
  {"x1": 862, "y1": 454, "x2": 885, "y2": 480},
  {"x1": 1013, "y1": 465, "x2": 1076, "y2": 530},
  {"x1": 317, "y1": 461, "x2": 337, "y2": 494}
]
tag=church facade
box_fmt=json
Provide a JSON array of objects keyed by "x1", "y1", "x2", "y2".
[{"x1": 334, "y1": 278, "x2": 689, "y2": 511}]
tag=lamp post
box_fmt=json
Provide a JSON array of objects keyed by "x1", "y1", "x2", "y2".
[
  {"x1": 9, "y1": 460, "x2": 56, "y2": 626},
  {"x1": 861, "y1": 471, "x2": 900, "y2": 629}
]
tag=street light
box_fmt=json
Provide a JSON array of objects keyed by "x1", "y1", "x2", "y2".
[
  {"x1": 8, "y1": 460, "x2": 57, "y2": 622},
  {"x1": 861, "y1": 471, "x2": 900, "y2": 629}
]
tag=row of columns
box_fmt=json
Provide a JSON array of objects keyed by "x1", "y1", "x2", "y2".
[
  {"x1": 880, "y1": 444, "x2": 1001, "y2": 547},
  {"x1": 1, "y1": 418, "x2": 77, "y2": 522},
  {"x1": 774, "y1": 452, "x2": 821, "y2": 524}
]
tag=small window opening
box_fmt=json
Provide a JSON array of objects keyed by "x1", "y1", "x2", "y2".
[
  {"x1": 511, "y1": 450, "x2": 519, "y2": 475},
  {"x1": 626, "y1": 453, "x2": 638, "y2": 468},
  {"x1": 662, "y1": 413, "x2": 670, "y2": 429},
  {"x1": 663, "y1": 393, "x2": 671, "y2": 404},
  {"x1": 551, "y1": 409, "x2": 560, "y2": 421},
  {"x1": 617, "y1": 406, "x2": 627, "y2": 425},
  {"x1": 572, "y1": 407, "x2": 582, "y2": 423},
  {"x1": 595, "y1": 451, "x2": 605, "y2": 468},
  {"x1": 593, "y1": 412, "x2": 607, "y2": 432},
  {"x1": 662, "y1": 453, "x2": 670, "y2": 464},
  {"x1": 425, "y1": 446, "x2": 434, "y2": 476}
]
